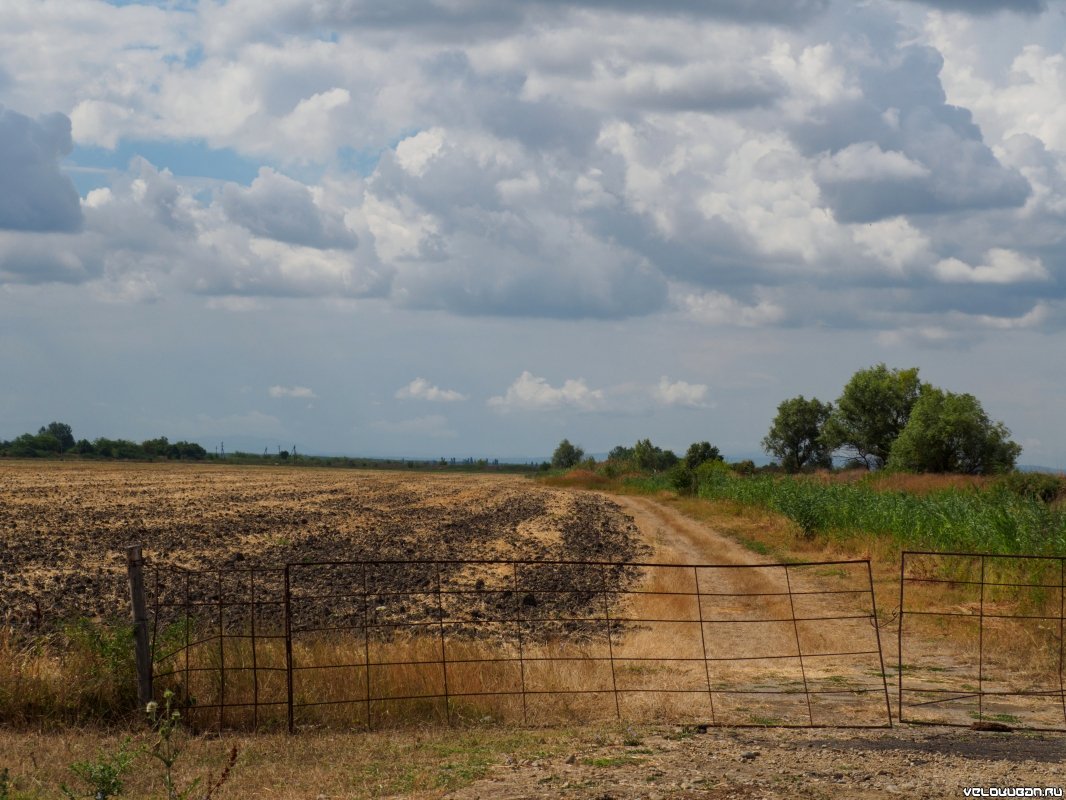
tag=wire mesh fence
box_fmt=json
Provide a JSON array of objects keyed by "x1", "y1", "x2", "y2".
[
  {"x1": 899, "y1": 551, "x2": 1066, "y2": 731},
  {"x1": 147, "y1": 557, "x2": 891, "y2": 732}
]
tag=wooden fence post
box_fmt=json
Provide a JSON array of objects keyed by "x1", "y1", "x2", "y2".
[{"x1": 127, "y1": 545, "x2": 153, "y2": 708}]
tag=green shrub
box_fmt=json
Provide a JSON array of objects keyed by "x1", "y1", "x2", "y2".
[{"x1": 998, "y1": 471, "x2": 1064, "y2": 504}]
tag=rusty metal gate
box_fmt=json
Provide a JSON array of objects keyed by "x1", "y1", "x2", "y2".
[
  {"x1": 900, "y1": 551, "x2": 1066, "y2": 731},
  {"x1": 146, "y1": 557, "x2": 891, "y2": 732}
]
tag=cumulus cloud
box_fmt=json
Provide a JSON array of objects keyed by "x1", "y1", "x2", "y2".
[
  {"x1": 0, "y1": 107, "x2": 81, "y2": 233},
  {"x1": 676, "y1": 289, "x2": 786, "y2": 327},
  {"x1": 799, "y1": 46, "x2": 1031, "y2": 223},
  {"x1": 932, "y1": 249, "x2": 1050, "y2": 284},
  {"x1": 395, "y1": 378, "x2": 466, "y2": 402},
  {"x1": 268, "y1": 385, "x2": 317, "y2": 398},
  {"x1": 2, "y1": 0, "x2": 1063, "y2": 336},
  {"x1": 220, "y1": 168, "x2": 358, "y2": 249},
  {"x1": 488, "y1": 371, "x2": 604, "y2": 412},
  {"x1": 652, "y1": 377, "x2": 710, "y2": 407}
]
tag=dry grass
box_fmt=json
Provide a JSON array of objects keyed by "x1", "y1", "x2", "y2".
[
  {"x1": 804, "y1": 469, "x2": 993, "y2": 494},
  {"x1": 0, "y1": 721, "x2": 597, "y2": 799},
  {"x1": 0, "y1": 624, "x2": 137, "y2": 727}
]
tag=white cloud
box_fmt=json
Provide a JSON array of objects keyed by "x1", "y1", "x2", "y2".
[
  {"x1": 269, "y1": 385, "x2": 317, "y2": 399},
  {"x1": 488, "y1": 371, "x2": 604, "y2": 412},
  {"x1": 853, "y1": 217, "x2": 932, "y2": 272},
  {"x1": 0, "y1": 107, "x2": 81, "y2": 233},
  {"x1": 816, "y1": 143, "x2": 930, "y2": 182},
  {"x1": 652, "y1": 377, "x2": 710, "y2": 408},
  {"x1": 395, "y1": 128, "x2": 446, "y2": 177},
  {"x1": 932, "y1": 248, "x2": 1050, "y2": 283},
  {"x1": 395, "y1": 377, "x2": 466, "y2": 402},
  {"x1": 676, "y1": 289, "x2": 786, "y2": 327}
]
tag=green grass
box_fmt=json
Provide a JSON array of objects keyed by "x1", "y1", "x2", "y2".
[{"x1": 686, "y1": 472, "x2": 1066, "y2": 556}]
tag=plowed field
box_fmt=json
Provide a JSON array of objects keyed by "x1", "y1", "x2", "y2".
[{"x1": 0, "y1": 461, "x2": 648, "y2": 630}]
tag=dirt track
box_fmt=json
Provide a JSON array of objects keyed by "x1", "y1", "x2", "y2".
[{"x1": 444, "y1": 490, "x2": 1065, "y2": 799}]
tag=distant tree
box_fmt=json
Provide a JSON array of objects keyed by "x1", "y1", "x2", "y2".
[
  {"x1": 73, "y1": 439, "x2": 95, "y2": 455},
  {"x1": 163, "y1": 440, "x2": 206, "y2": 460},
  {"x1": 608, "y1": 445, "x2": 634, "y2": 462},
  {"x1": 822, "y1": 365, "x2": 923, "y2": 469},
  {"x1": 39, "y1": 422, "x2": 75, "y2": 453},
  {"x1": 684, "y1": 441, "x2": 723, "y2": 470},
  {"x1": 632, "y1": 438, "x2": 679, "y2": 472},
  {"x1": 8, "y1": 432, "x2": 61, "y2": 457},
  {"x1": 141, "y1": 436, "x2": 170, "y2": 457},
  {"x1": 278, "y1": 450, "x2": 290, "y2": 461},
  {"x1": 93, "y1": 438, "x2": 146, "y2": 459},
  {"x1": 762, "y1": 396, "x2": 834, "y2": 473},
  {"x1": 889, "y1": 388, "x2": 1021, "y2": 474},
  {"x1": 551, "y1": 439, "x2": 584, "y2": 470},
  {"x1": 731, "y1": 459, "x2": 757, "y2": 476}
]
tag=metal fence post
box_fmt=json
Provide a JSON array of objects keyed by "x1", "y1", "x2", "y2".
[
  {"x1": 126, "y1": 545, "x2": 153, "y2": 709},
  {"x1": 284, "y1": 564, "x2": 294, "y2": 734}
]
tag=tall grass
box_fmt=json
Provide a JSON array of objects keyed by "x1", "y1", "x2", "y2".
[
  {"x1": 0, "y1": 621, "x2": 137, "y2": 726},
  {"x1": 689, "y1": 471, "x2": 1066, "y2": 556}
]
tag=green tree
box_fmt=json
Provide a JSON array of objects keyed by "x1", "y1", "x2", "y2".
[
  {"x1": 762, "y1": 396, "x2": 834, "y2": 473},
  {"x1": 551, "y1": 439, "x2": 584, "y2": 469},
  {"x1": 40, "y1": 421, "x2": 75, "y2": 452},
  {"x1": 822, "y1": 364, "x2": 923, "y2": 469},
  {"x1": 607, "y1": 445, "x2": 634, "y2": 462},
  {"x1": 889, "y1": 388, "x2": 1021, "y2": 474},
  {"x1": 631, "y1": 438, "x2": 678, "y2": 472},
  {"x1": 142, "y1": 436, "x2": 170, "y2": 457},
  {"x1": 684, "y1": 441, "x2": 722, "y2": 470},
  {"x1": 10, "y1": 432, "x2": 62, "y2": 457}
]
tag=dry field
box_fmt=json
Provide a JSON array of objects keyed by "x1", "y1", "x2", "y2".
[
  {"x1": 2, "y1": 460, "x2": 1065, "y2": 798},
  {"x1": 0, "y1": 460, "x2": 647, "y2": 629}
]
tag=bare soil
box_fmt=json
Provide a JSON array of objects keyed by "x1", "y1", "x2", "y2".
[
  {"x1": 0, "y1": 461, "x2": 648, "y2": 631},
  {"x1": 444, "y1": 723, "x2": 1066, "y2": 799}
]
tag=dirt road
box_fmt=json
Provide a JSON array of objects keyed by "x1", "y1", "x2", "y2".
[{"x1": 441, "y1": 489, "x2": 1066, "y2": 800}]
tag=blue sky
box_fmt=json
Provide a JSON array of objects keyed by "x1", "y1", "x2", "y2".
[{"x1": 2, "y1": 0, "x2": 1066, "y2": 464}]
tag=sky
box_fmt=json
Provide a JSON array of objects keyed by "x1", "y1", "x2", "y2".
[{"x1": 2, "y1": 0, "x2": 1066, "y2": 464}]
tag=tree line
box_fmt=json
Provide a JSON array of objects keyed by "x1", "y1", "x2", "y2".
[
  {"x1": 551, "y1": 363, "x2": 1024, "y2": 481},
  {"x1": 0, "y1": 422, "x2": 208, "y2": 460},
  {"x1": 761, "y1": 364, "x2": 1020, "y2": 475}
]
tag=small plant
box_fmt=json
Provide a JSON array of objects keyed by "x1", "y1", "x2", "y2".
[
  {"x1": 1, "y1": 767, "x2": 9, "y2": 800},
  {"x1": 60, "y1": 739, "x2": 134, "y2": 799},
  {"x1": 147, "y1": 691, "x2": 238, "y2": 800}
]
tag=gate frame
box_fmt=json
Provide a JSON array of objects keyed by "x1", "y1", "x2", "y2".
[
  {"x1": 139, "y1": 553, "x2": 892, "y2": 733},
  {"x1": 899, "y1": 549, "x2": 1066, "y2": 731}
]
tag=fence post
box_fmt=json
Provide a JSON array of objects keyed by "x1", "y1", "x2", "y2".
[{"x1": 126, "y1": 545, "x2": 153, "y2": 709}]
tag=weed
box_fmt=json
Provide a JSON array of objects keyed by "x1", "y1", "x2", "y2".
[
  {"x1": 60, "y1": 738, "x2": 133, "y2": 799},
  {"x1": 147, "y1": 690, "x2": 238, "y2": 800},
  {"x1": 970, "y1": 711, "x2": 1021, "y2": 724},
  {"x1": 583, "y1": 756, "x2": 643, "y2": 767}
]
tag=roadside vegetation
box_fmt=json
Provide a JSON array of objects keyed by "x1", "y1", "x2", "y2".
[{"x1": 545, "y1": 363, "x2": 1062, "y2": 558}]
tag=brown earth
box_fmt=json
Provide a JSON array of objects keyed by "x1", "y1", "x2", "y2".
[
  {"x1": 443, "y1": 723, "x2": 1066, "y2": 799},
  {"x1": 0, "y1": 461, "x2": 648, "y2": 632}
]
